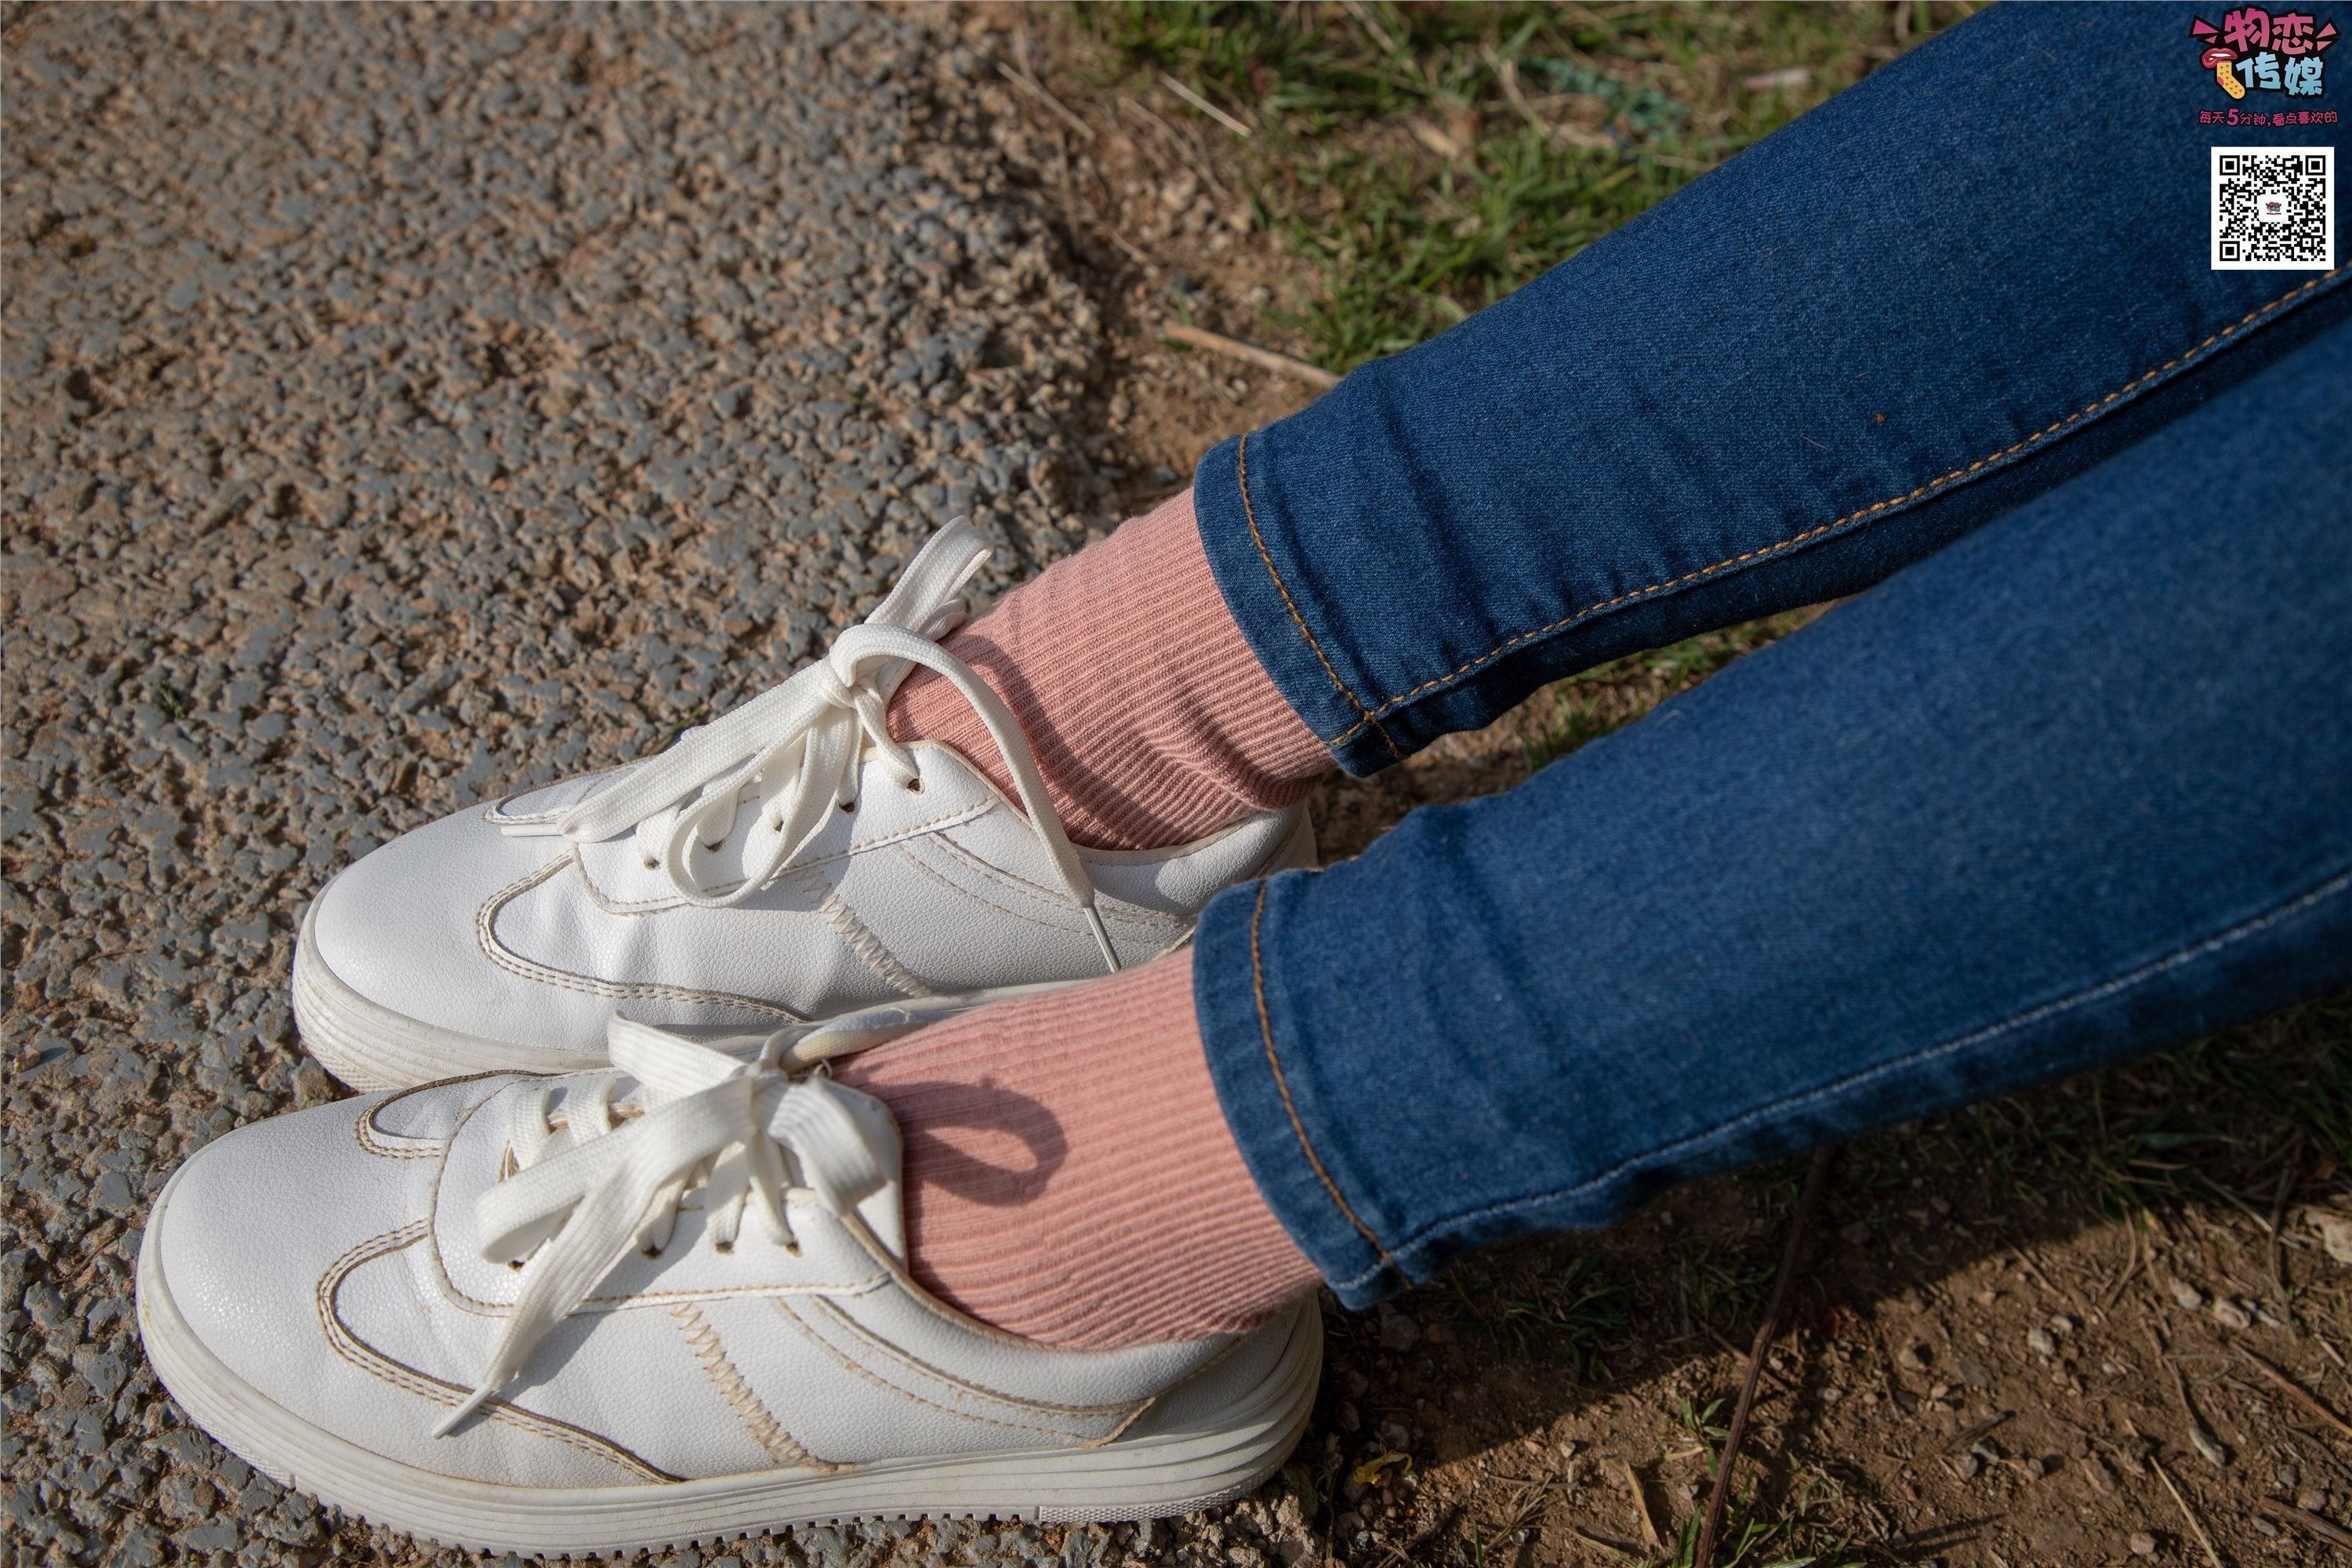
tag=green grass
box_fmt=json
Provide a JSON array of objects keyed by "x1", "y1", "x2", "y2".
[
  {"x1": 1439, "y1": 1247, "x2": 1631, "y2": 1377},
  {"x1": 1088, "y1": 2, "x2": 1980, "y2": 369},
  {"x1": 1832, "y1": 989, "x2": 2351, "y2": 1269},
  {"x1": 1523, "y1": 608, "x2": 1824, "y2": 772}
]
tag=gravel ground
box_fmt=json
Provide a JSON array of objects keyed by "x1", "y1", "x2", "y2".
[{"x1": 3, "y1": 6, "x2": 1310, "y2": 1565}]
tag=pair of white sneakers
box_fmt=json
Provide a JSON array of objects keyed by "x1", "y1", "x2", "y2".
[{"x1": 136, "y1": 521, "x2": 1323, "y2": 1556}]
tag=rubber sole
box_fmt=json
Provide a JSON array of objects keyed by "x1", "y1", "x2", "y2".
[
  {"x1": 136, "y1": 1167, "x2": 1323, "y2": 1558},
  {"x1": 292, "y1": 895, "x2": 590, "y2": 1091}
]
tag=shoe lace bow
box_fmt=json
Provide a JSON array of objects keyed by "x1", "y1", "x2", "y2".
[
  {"x1": 436, "y1": 1018, "x2": 884, "y2": 1436},
  {"x1": 532, "y1": 517, "x2": 1119, "y2": 970}
]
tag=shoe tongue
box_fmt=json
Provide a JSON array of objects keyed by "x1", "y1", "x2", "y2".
[{"x1": 789, "y1": 1077, "x2": 908, "y2": 1264}]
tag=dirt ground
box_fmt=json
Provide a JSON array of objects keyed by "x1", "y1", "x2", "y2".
[{"x1": 968, "y1": 13, "x2": 2352, "y2": 1567}]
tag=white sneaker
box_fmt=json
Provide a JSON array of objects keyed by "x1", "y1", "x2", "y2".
[
  {"x1": 136, "y1": 1018, "x2": 1323, "y2": 1556},
  {"x1": 293, "y1": 519, "x2": 1313, "y2": 1090}
]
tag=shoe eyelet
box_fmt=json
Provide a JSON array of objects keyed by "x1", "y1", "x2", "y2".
[
  {"x1": 641, "y1": 1244, "x2": 663, "y2": 1260},
  {"x1": 902, "y1": 778, "x2": 922, "y2": 794},
  {"x1": 838, "y1": 799, "x2": 856, "y2": 813},
  {"x1": 713, "y1": 1240, "x2": 734, "y2": 1254},
  {"x1": 641, "y1": 857, "x2": 659, "y2": 870}
]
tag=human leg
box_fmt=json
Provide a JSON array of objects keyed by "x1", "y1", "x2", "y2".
[
  {"x1": 1200, "y1": 320, "x2": 2352, "y2": 1304},
  {"x1": 901, "y1": 3, "x2": 2347, "y2": 841},
  {"x1": 850, "y1": 318, "x2": 2349, "y2": 1341}
]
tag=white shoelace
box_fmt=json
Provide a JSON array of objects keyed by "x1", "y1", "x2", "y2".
[
  {"x1": 517, "y1": 517, "x2": 1119, "y2": 971},
  {"x1": 435, "y1": 1019, "x2": 887, "y2": 1437}
]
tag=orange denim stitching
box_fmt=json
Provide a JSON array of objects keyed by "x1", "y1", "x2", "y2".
[
  {"x1": 1234, "y1": 431, "x2": 1407, "y2": 760},
  {"x1": 1249, "y1": 882, "x2": 1399, "y2": 1273},
  {"x1": 1315, "y1": 267, "x2": 2346, "y2": 748}
]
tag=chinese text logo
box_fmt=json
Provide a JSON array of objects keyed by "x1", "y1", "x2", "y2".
[{"x1": 2193, "y1": 9, "x2": 2335, "y2": 98}]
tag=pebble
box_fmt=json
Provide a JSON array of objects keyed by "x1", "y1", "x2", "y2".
[
  {"x1": 2026, "y1": 1327, "x2": 2056, "y2": 1357},
  {"x1": 2169, "y1": 1279, "x2": 2205, "y2": 1310},
  {"x1": 2211, "y1": 1298, "x2": 2254, "y2": 1330},
  {"x1": 2129, "y1": 1530, "x2": 2157, "y2": 1556}
]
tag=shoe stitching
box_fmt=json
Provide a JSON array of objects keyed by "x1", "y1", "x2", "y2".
[
  {"x1": 482, "y1": 786, "x2": 593, "y2": 827},
  {"x1": 573, "y1": 797, "x2": 995, "y2": 912},
  {"x1": 890, "y1": 841, "x2": 1167, "y2": 949},
  {"x1": 1338, "y1": 860, "x2": 2352, "y2": 1290},
  {"x1": 314, "y1": 1221, "x2": 680, "y2": 1483},
  {"x1": 353, "y1": 1073, "x2": 514, "y2": 1161},
  {"x1": 668, "y1": 1301, "x2": 847, "y2": 1472},
  {"x1": 474, "y1": 858, "x2": 807, "y2": 1021},
  {"x1": 769, "y1": 1297, "x2": 1112, "y2": 1442},
  {"x1": 1233, "y1": 430, "x2": 1406, "y2": 761},
  {"x1": 786, "y1": 865, "x2": 934, "y2": 999},
  {"x1": 924, "y1": 832, "x2": 1187, "y2": 928},
  {"x1": 798, "y1": 1294, "x2": 1145, "y2": 1420},
  {"x1": 1247, "y1": 884, "x2": 1399, "y2": 1276},
  {"x1": 1319, "y1": 268, "x2": 2345, "y2": 746}
]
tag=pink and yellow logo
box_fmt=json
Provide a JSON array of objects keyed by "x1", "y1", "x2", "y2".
[{"x1": 2193, "y1": 9, "x2": 2336, "y2": 99}]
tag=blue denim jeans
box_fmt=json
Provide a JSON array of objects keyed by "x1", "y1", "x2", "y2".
[{"x1": 1188, "y1": 4, "x2": 2352, "y2": 1306}]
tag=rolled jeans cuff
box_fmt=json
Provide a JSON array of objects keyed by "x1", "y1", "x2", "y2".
[
  {"x1": 1191, "y1": 433, "x2": 1396, "y2": 779},
  {"x1": 1191, "y1": 879, "x2": 1404, "y2": 1308}
]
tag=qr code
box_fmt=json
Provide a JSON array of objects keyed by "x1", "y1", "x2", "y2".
[{"x1": 2212, "y1": 146, "x2": 2334, "y2": 270}]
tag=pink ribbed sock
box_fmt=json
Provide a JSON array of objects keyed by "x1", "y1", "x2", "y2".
[
  {"x1": 834, "y1": 949, "x2": 1320, "y2": 1349},
  {"x1": 889, "y1": 489, "x2": 1332, "y2": 851}
]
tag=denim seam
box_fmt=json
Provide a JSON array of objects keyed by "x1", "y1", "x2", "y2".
[
  {"x1": 1233, "y1": 431, "x2": 1408, "y2": 762},
  {"x1": 1319, "y1": 266, "x2": 2347, "y2": 749},
  {"x1": 1325, "y1": 859, "x2": 2352, "y2": 1294},
  {"x1": 1247, "y1": 881, "x2": 1400, "y2": 1274}
]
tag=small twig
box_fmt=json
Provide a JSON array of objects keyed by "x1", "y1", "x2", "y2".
[
  {"x1": 1615, "y1": 1458, "x2": 1662, "y2": 1552},
  {"x1": 2012, "y1": 1247, "x2": 2085, "y2": 1315},
  {"x1": 1486, "y1": 45, "x2": 1617, "y2": 152},
  {"x1": 1707, "y1": 1330, "x2": 1791, "y2": 1392},
  {"x1": 1338, "y1": 0, "x2": 1404, "y2": 57},
  {"x1": 2259, "y1": 1497, "x2": 2352, "y2": 1548},
  {"x1": 2196, "y1": 1171, "x2": 2278, "y2": 1236},
  {"x1": 2100, "y1": 1221, "x2": 2145, "y2": 1312},
  {"x1": 2169, "y1": 1359, "x2": 2228, "y2": 1466},
  {"x1": 64, "y1": 1220, "x2": 125, "y2": 1288},
  {"x1": 2267, "y1": 1132, "x2": 2302, "y2": 1301},
  {"x1": 1112, "y1": 93, "x2": 1232, "y2": 206},
  {"x1": 1159, "y1": 73, "x2": 1252, "y2": 139},
  {"x1": 1693, "y1": 1145, "x2": 1838, "y2": 1568},
  {"x1": 995, "y1": 54, "x2": 1094, "y2": 143},
  {"x1": 1926, "y1": 1409, "x2": 2014, "y2": 1460},
  {"x1": 1159, "y1": 323, "x2": 1339, "y2": 389},
  {"x1": 2241, "y1": 1348, "x2": 2352, "y2": 1439},
  {"x1": 1567, "y1": 1525, "x2": 1642, "y2": 1563},
  {"x1": 2150, "y1": 1454, "x2": 2225, "y2": 1568}
]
